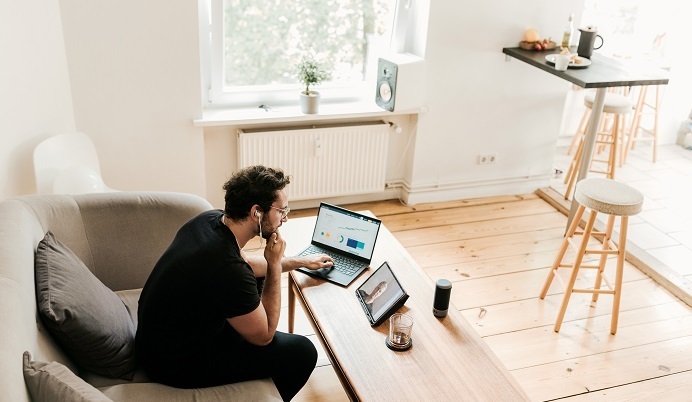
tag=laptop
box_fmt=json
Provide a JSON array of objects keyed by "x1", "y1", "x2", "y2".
[{"x1": 296, "y1": 202, "x2": 382, "y2": 286}]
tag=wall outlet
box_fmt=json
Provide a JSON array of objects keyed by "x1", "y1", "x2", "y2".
[{"x1": 478, "y1": 153, "x2": 497, "y2": 165}]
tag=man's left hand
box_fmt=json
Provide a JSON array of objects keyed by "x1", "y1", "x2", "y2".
[{"x1": 300, "y1": 254, "x2": 334, "y2": 271}]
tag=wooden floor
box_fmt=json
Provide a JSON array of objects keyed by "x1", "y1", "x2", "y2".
[{"x1": 275, "y1": 194, "x2": 692, "y2": 401}]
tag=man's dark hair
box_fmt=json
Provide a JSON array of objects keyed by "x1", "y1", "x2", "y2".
[{"x1": 222, "y1": 165, "x2": 290, "y2": 221}]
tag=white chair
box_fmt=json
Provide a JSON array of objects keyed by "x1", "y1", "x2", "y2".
[{"x1": 33, "y1": 132, "x2": 116, "y2": 194}]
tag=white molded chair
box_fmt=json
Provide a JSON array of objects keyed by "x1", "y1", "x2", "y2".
[{"x1": 33, "y1": 132, "x2": 117, "y2": 194}]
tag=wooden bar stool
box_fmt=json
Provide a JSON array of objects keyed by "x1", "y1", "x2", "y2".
[
  {"x1": 622, "y1": 85, "x2": 662, "y2": 165},
  {"x1": 563, "y1": 93, "x2": 633, "y2": 200},
  {"x1": 540, "y1": 177, "x2": 644, "y2": 334}
]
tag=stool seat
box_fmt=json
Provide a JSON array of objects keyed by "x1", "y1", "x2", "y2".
[
  {"x1": 584, "y1": 93, "x2": 633, "y2": 114},
  {"x1": 575, "y1": 178, "x2": 644, "y2": 216}
]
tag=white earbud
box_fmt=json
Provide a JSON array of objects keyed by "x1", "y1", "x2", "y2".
[{"x1": 255, "y1": 210, "x2": 261, "y2": 218}]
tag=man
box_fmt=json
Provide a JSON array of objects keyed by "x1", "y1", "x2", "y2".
[{"x1": 136, "y1": 165, "x2": 334, "y2": 401}]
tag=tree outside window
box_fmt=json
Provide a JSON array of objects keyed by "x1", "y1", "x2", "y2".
[{"x1": 221, "y1": 0, "x2": 395, "y2": 90}]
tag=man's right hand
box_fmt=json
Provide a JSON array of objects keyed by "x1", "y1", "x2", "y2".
[{"x1": 264, "y1": 231, "x2": 286, "y2": 271}]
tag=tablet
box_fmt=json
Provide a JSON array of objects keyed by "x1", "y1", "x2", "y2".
[{"x1": 355, "y1": 261, "x2": 409, "y2": 326}]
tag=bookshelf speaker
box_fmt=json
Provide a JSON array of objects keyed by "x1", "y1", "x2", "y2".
[{"x1": 375, "y1": 53, "x2": 425, "y2": 112}]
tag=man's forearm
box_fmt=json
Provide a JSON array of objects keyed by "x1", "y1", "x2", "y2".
[
  {"x1": 243, "y1": 254, "x2": 304, "y2": 277},
  {"x1": 281, "y1": 256, "x2": 307, "y2": 272},
  {"x1": 262, "y1": 262, "x2": 282, "y2": 336}
]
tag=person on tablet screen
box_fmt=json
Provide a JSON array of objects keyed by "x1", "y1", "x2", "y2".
[
  {"x1": 136, "y1": 165, "x2": 334, "y2": 401},
  {"x1": 359, "y1": 280, "x2": 388, "y2": 309}
]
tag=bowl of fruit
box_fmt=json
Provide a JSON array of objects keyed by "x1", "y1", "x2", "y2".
[{"x1": 519, "y1": 28, "x2": 556, "y2": 50}]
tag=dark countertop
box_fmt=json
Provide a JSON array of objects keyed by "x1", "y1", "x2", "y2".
[{"x1": 502, "y1": 47, "x2": 670, "y2": 89}]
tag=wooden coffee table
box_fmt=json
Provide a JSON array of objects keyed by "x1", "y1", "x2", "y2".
[{"x1": 283, "y1": 214, "x2": 529, "y2": 401}]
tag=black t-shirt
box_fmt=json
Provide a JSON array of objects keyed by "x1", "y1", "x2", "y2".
[{"x1": 136, "y1": 210, "x2": 260, "y2": 370}]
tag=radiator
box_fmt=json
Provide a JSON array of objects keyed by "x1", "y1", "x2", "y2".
[{"x1": 238, "y1": 121, "x2": 390, "y2": 201}]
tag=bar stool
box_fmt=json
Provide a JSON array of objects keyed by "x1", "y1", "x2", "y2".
[
  {"x1": 563, "y1": 92, "x2": 633, "y2": 200},
  {"x1": 621, "y1": 85, "x2": 662, "y2": 164},
  {"x1": 540, "y1": 177, "x2": 644, "y2": 335}
]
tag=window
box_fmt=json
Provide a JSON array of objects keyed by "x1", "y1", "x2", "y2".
[
  {"x1": 201, "y1": 0, "x2": 398, "y2": 108},
  {"x1": 581, "y1": 0, "x2": 670, "y2": 61}
]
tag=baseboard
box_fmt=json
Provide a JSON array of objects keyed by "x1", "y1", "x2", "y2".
[
  {"x1": 289, "y1": 185, "x2": 403, "y2": 210},
  {"x1": 401, "y1": 175, "x2": 551, "y2": 205}
]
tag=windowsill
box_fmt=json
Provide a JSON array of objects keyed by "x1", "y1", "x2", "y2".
[{"x1": 193, "y1": 100, "x2": 421, "y2": 127}]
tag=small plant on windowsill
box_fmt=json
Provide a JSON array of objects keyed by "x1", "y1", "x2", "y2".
[{"x1": 295, "y1": 53, "x2": 332, "y2": 114}]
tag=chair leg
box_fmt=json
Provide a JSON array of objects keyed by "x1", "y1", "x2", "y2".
[
  {"x1": 611, "y1": 216, "x2": 629, "y2": 335},
  {"x1": 592, "y1": 215, "x2": 615, "y2": 302},
  {"x1": 622, "y1": 87, "x2": 646, "y2": 165},
  {"x1": 564, "y1": 139, "x2": 584, "y2": 200},
  {"x1": 554, "y1": 209, "x2": 598, "y2": 333},
  {"x1": 631, "y1": 86, "x2": 647, "y2": 152},
  {"x1": 609, "y1": 115, "x2": 619, "y2": 179},
  {"x1": 568, "y1": 108, "x2": 590, "y2": 156},
  {"x1": 565, "y1": 132, "x2": 584, "y2": 184},
  {"x1": 652, "y1": 86, "x2": 660, "y2": 163},
  {"x1": 540, "y1": 205, "x2": 586, "y2": 299}
]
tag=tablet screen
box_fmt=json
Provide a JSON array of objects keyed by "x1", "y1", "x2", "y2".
[{"x1": 356, "y1": 261, "x2": 407, "y2": 325}]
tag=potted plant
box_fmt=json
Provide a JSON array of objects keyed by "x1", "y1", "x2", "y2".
[{"x1": 295, "y1": 54, "x2": 331, "y2": 114}]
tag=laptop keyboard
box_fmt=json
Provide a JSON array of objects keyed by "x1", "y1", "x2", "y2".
[{"x1": 301, "y1": 246, "x2": 365, "y2": 276}]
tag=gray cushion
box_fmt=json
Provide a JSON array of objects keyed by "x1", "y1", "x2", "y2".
[
  {"x1": 99, "y1": 378, "x2": 283, "y2": 402},
  {"x1": 34, "y1": 231, "x2": 136, "y2": 379},
  {"x1": 22, "y1": 351, "x2": 113, "y2": 402}
]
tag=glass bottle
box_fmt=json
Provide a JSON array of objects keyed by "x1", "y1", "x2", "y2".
[{"x1": 562, "y1": 14, "x2": 574, "y2": 48}]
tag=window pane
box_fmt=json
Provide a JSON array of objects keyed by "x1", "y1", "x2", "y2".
[
  {"x1": 582, "y1": 0, "x2": 670, "y2": 60},
  {"x1": 223, "y1": 0, "x2": 394, "y2": 89}
]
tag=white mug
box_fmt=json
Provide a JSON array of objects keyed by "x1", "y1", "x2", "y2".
[{"x1": 555, "y1": 54, "x2": 570, "y2": 71}]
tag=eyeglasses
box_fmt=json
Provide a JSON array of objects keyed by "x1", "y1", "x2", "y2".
[{"x1": 270, "y1": 205, "x2": 290, "y2": 219}]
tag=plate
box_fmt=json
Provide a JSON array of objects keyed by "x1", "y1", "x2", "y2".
[{"x1": 545, "y1": 54, "x2": 591, "y2": 69}]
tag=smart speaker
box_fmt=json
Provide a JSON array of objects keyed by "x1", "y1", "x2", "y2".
[
  {"x1": 375, "y1": 53, "x2": 425, "y2": 112},
  {"x1": 433, "y1": 279, "x2": 452, "y2": 317}
]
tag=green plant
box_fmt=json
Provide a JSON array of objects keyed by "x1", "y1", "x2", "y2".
[{"x1": 295, "y1": 54, "x2": 332, "y2": 94}]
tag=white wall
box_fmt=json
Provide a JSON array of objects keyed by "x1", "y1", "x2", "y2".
[
  {"x1": 659, "y1": 2, "x2": 692, "y2": 144},
  {"x1": 2, "y1": 0, "x2": 600, "y2": 208},
  {"x1": 0, "y1": 0, "x2": 76, "y2": 200},
  {"x1": 200, "y1": 1, "x2": 585, "y2": 207},
  {"x1": 403, "y1": 0, "x2": 583, "y2": 204},
  {"x1": 59, "y1": 0, "x2": 206, "y2": 197}
]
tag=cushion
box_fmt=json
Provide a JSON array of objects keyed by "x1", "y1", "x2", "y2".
[
  {"x1": 99, "y1": 378, "x2": 283, "y2": 402},
  {"x1": 35, "y1": 231, "x2": 136, "y2": 379},
  {"x1": 23, "y1": 351, "x2": 113, "y2": 402}
]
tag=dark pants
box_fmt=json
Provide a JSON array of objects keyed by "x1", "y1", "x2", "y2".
[{"x1": 143, "y1": 330, "x2": 318, "y2": 401}]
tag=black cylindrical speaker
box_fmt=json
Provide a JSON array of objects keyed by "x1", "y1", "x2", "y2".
[{"x1": 433, "y1": 279, "x2": 452, "y2": 317}]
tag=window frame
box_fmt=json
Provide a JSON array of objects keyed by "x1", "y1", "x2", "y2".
[{"x1": 199, "y1": 0, "x2": 404, "y2": 109}]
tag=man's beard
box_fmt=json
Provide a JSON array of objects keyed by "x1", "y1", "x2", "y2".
[{"x1": 260, "y1": 216, "x2": 275, "y2": 240}]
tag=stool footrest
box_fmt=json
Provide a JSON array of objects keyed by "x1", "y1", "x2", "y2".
[
  {"x1": 585, "y1": 249, "x2": 618, "y2": 255},
  {"x1": 574, "y1": 230, "x2": 606, "y2": 237},
  {"x1": 573, "y1": 288, "x2": 615, "y2": 295},
  {"x1": 557, "y1": 263, "x2": 600, "y2": 269}
]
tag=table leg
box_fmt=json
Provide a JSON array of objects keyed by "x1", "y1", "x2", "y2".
[
  {"x1": 288, "y1": 272, "x2": 295, "y2": 334},
  {"x1": 565, "y1": 88, "x2": 607, "y2": 233}
]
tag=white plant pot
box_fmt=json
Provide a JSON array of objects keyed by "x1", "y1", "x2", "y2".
[{"x1": 300, "y1": 91, "x2": 320, "y2": 114}]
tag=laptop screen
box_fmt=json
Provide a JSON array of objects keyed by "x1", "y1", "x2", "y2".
[{"x1": 311, "y1": 203, "x2": 381, "y2": 260}]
